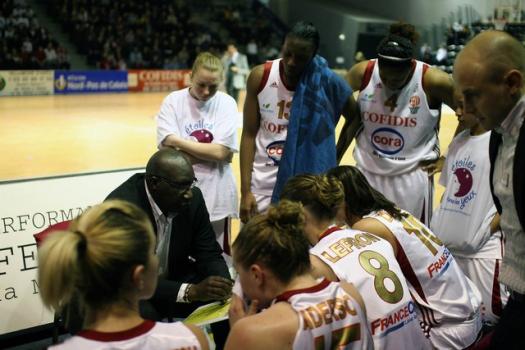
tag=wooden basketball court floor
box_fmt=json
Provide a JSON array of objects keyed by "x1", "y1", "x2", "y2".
[{"x1": 0, "y1": 92, "x2": 458, "y2": 235}]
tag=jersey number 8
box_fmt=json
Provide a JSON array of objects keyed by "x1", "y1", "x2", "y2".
[{"x1": 359, "y1": 250, "x2": 403, "y2": 304}]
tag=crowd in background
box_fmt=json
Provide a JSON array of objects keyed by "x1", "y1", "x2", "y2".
[
  {"x1": 0, "y1": 0, "x2": 70, "y2": 70},
  {"x1": 48, "y1": 0, "x2": 285, "y2": 70}
]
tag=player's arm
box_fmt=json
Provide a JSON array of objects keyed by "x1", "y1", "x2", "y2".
[
  {"x1": 424, "y1": 66, "x2": 465, "y2": 136},
  {"x1": 352, "y1": 218, "x2": 398, "y2": 255},
  {"x1": 336, "y1": 62, "x2": 367, "y2": 163},
  {"x1": 340, "y1": 281, "x2": 367, "y2": 314},
  {"x1": 310, "y1": 254, "x2": 339, "y2": 281},
  {"x1": 161, "y1": 134, "x2": 233, "y2": 162},
  {"x1": 490, "y1": 213, "x2": 501, "y2": 234},
  {"x1": 226, "y1": 304, "x2": 297, "y2": 350},
  {"x1": 336, "y1": 95, "x2": 361, "y2": 163},
  {"x1": 184, "y1": 324, "x2": 210, "y2": 350},
  {"x1": 239, "y1": 65, "x2": 264, "y2": 223}
]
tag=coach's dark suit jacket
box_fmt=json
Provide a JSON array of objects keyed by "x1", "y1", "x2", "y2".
[
  {"x1": 105, "y1": 173, "x2": 230, "y2": 302},
  {"x1": 489, "y1": 120, "x2": 525, "y2": 231}
]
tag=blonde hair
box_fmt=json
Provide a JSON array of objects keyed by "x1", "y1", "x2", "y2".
[
  {"x1": 191, "y1": 52, "x2": 224, "y2": 76},
  {"x1": 38, "y1": 200, "x2": 155, "y2": 311},
  {"x1": 233, "y1": 200, "x2": 311, "y2": 283},
  {"x1": 280, "y1": 174, "x2": 344, "y2": 220}
]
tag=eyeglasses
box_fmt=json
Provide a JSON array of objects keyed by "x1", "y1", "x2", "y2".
[{"x1": 149, "y1": 174, "x2": 197, "y2": 192}]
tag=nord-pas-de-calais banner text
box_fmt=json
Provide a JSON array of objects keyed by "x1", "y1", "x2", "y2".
[
  {"x1": 54, "y1": 71, "x2": 128, "y2": 94},
  {"x1": 0, "y1": 168, "x2": 143, "y2": 335}
]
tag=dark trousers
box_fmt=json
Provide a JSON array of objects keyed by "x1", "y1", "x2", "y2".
[{"x1": 490, "y1": 291, "x2": 525, "y2": 349}]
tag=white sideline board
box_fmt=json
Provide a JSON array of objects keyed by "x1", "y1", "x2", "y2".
[{"x1": 0, "y1": 168, "x2": 144, "y2": 335}]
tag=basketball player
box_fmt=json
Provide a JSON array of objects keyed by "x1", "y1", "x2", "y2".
[
  {"x1": 226, "y1": 200, "x2": 372, "y2": 350},
  {"x1": 38, "y1": 200, "x2": 208, "y2": 350},
  {"x1": 328, "y1": 165, "x2": 483, "y2": 349},
  {"x1": 338, "y1": 22, "x2": 455, "y2": 225},
  {"x1": 157, "y1": 52, "x2": 238, "y2": 262},
  {"x1": 281, "y1": 174, "x2": 430, "y2": 349},
  {"x1": 430, "y1": 92, "x2": 508, "y2": 328},
  {"x1": 239, "y1": 21, "x2": 355, "y2": 222}
]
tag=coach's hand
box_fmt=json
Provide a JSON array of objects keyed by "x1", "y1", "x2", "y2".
[
  {"x1": 188, "y1": 276, "x2": 233, "y2": 302},
  {"x1": 240, "y1": 192, "x2": 258, "y2": 223}
]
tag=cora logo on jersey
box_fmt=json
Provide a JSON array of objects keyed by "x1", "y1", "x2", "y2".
[
  {"x1": 266, "y1": 140, "x2": 285, "y2": 165},
  {"x1": 371, "y1": 128, "x2": 404, "y2": 155}
]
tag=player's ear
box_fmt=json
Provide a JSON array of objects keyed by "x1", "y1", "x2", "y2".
[
  {"x1": 146, "y1": 174, "x2": 160, "y2": 189},
  {"x1": 504, "y1": 69, "x2": 523, "y2": 96}
]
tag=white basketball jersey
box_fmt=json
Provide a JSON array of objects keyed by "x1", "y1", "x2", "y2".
[
  {"x1": 49, "y1": 320, "x2": 201, "y2": 350},
  {"x1": 275, "y1": 278, "x2": 372, "y2": 350},
  {"x1": 431, "y1": 130, "x2": 502, "y2": 258},
  {"x1": 251, "y1": 59, "x2": 294, "y2": 195},
  {"x1": 354, "y1": 60, "x2": 441, "y2": 175},
  {"x1": 367, "y1": 210, "x2": 482, "y2": 329},
  {"x1": 310, "y1": 227, "x2": 429, "y2": 350}
]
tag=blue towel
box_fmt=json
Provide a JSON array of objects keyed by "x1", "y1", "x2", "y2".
[{"x1": 271, "y1": 55, "x2": 352, "y2": 202}]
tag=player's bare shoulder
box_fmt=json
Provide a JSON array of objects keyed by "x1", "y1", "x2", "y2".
[
  {"x1": 246, "y1": 63, "x2": 266, "y2": 92},
  {"x1": 346, "y1": 60, "x2": 370, "y2": 91},
  {"x1": 422, "y1": 65, "x2": 455, "y2": 107}
]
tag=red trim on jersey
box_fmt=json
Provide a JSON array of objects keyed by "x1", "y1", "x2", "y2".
[
  {"x1": 394, "y1": 238, "x2": 429, "y2": 305},
  {"x1": 78, "y1": 320, "x2": 155, "y2": 342},
  {"x1": 279, "y1": 60, "x2": 295, "y2": 91},
  {"x1": 275, "y1": 279, "x2": 331, "y2": 303},
  {"x1": 319, "y1": 225, "x2": 343, "y2": 241},
  {"x1": 257, "y1": 61, "x2": 273, "y2": 94},
  {"x1": 491, "y1": 259, "x2": 503, "y2": 317},
  {"x1": 360, "y1": 60, "x2": 376, "y2": 91},
  {"x1": 421, "y1": 63, "x2": 430, "y2": 92}
]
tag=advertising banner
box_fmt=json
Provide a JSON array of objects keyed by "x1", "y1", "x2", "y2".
[
  {"x1": 0, "y1": 168, "x2": 143, "y2": 335},
  {"x1": 128, "y1": 69, "x2": 191, "y2": 92},
  {"x1": 54, "y1": 71, "x2": 128, "y2": 94},
  {"x1": 0, "y1": 71, "x2": 54, "y2": 96}
]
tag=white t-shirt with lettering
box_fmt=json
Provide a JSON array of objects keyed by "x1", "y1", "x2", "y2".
[{"x1": 157, "y1": 88, "x2": 239, "y2": 221}]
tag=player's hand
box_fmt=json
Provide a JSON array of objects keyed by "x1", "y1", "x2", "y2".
[
  {"x1": 420, "y1": 156, "x2": 445, "y2": 176},
  {"x1": 240, "y1": 192, "x2": 258, "y2": 223},
  {"x1": 188, "y1": 276, "x2": 233, "y2": 302},
  {"x1": 228, "y1": 294, "x2": 259, "y2": 327}
]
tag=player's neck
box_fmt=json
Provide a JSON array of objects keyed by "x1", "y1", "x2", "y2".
[
  {"x1": 469, "y1": 123, "x2": 486, "y2": 136},
  {"x1": 84, "y1": 300, "x2": 144, "y2": 333}
]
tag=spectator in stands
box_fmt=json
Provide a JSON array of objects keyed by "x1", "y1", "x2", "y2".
[
  {"x1": 354, "y1": 50, "x2": 366, "y2": 64},
  {"x1": 246, "y1": 38, "x2": 258, "y2": 66},
  {"x1": 435, "y1": 43, "x2": 448, "y2": 64},
  {"x1": 38, "y1": 200, "x2": 209, "y2": 350},
  {"x1": 44, "y1": 42, "x2": 57, "y2": 67},
  {"x1": 106, "y1": 148, "x2": 232, "y2": 349}
]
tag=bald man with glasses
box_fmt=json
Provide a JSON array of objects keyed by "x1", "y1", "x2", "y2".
[{"x1": 106, "y1": 148, "x2": 232, "y2": 348}]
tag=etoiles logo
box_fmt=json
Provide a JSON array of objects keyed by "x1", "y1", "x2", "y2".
[
  {"x1": 0, "y1": 76, "x2": 6, "y2": 91},
  {"x1": 409, "y1": 95, "x2": 420, "y2": 114}
]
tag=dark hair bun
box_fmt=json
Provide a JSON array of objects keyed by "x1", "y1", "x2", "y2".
[
  {"x1": 267, "y1": 200, "x2": 305, "y2": 229},
  {"x1": 389, "y1": 22, "x2": 419, "y2": 44}
]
